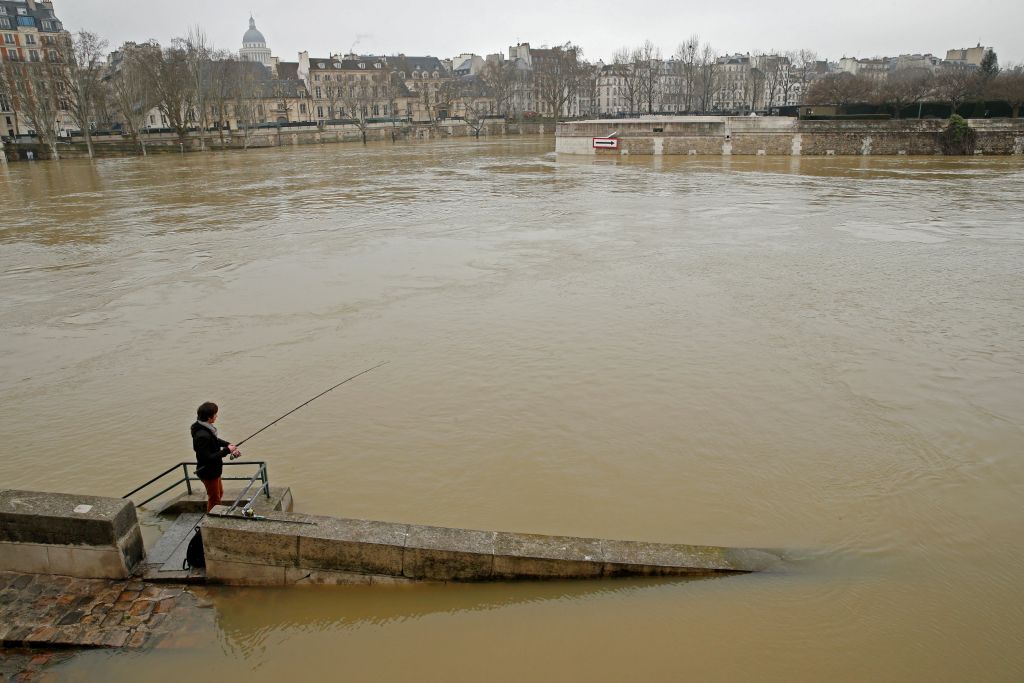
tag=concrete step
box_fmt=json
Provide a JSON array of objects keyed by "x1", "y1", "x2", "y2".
[
  {"x1": 154, "y1": 485, "x2": 292, "y2": 517},
  {"x1": 144, "y1": 513, "x2": 203, "y2": 572}
]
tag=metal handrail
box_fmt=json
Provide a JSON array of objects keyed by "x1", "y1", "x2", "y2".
[
  {"x1": 223, "y1": 463, "x2": 269, "y2": 516},
  {"x1": 123, "y1": 461, "x2": 269, "y2": 508}
]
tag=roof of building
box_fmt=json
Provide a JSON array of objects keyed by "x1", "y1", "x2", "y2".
[
  {"x1": 277, "y1": 61, "x2": 299, "y2": 80},
  {"x1": 309, "y1": 56, "x2": 387, "y2": 70},
  {"x1": 0, "y1": 0, "x2": 64, "y2": 31},
  {"x1": 393, "y1": 56, "x2": 446, "y2": 73},
  {"x1": 243, "y1": 17, "x2": 266, "y2": 45},
  {"x1": 253, "y1": 78, "x2": 308, "y2": 99}
]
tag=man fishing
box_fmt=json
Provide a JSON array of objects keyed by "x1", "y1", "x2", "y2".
[{"x1": 191, "y1": 401, "x2": 241, "y2": 512}]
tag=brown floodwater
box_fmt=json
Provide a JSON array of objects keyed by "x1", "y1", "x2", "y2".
[{"x1": 1, "y1": 138, "x2": 1023, "y2": 681}]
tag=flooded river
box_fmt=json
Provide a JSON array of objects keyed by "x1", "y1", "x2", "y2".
[{"x1": 2, "y1": 138, "x2": 1023, "y2": 680}]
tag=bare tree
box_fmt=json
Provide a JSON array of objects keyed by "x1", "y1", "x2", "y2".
[
  {"x1": 634, "y1": 41, "x2": 662, "y2": 114},
  {"x1": 990, "y1": 66, "x2": 1024, "y2": 117},
  {"x1": 449, "y1": 75, "x2": 495, "y2": 138},
  {"x1": 135, "y1": 42, "x2": 194, "y2": 144},
  {"x1": 319, "y1": 72, "x2": 347, "y2": 127},
  {"x1": 533, "y1": 42, "x2": 584, "y2": 123},
  {"x1": 610, "y1": 47, "x2": 640, "y2": 115},
  {"x1": 695, "y1": 43, "x2": 720, "y2": 113},
  {"x1": 338, "y1": 71, "x2": 386, "y2": 143},
  {"x1": 0, "y1": 66, "x2": 12, "y2": 164},
  {"x1": 480, "y1": 60, "x2": 517, "y2": 117},
  {"x1": 183, "y1": 27, "x2": 213, "y2": 151},
  {"x1": 232, "y1": 63, "x2": 267, "y2": 149},
  {"x1": 204, "y1": 52, "x2": 237, "y2": 148},
  {"x1": 934, "y1": 65, "x2": 980, "y2": 116},
  {"x1": 875, "y1": 67, "x2": 933, "y2": 118},
  {"x1": 5, "y1": 60, "x2": 64, "y2": 160},
  {"x1": 674, "y1": 35, "x2": 700, "y2": 112},
  {"x1": 806, "y1": 73, "x2": 874, "y2": 109},
  {"x1": 748, "y1": 66, "x2": 766, "y2": 111},
  {"x1": 757, "y1": 53, "x2": 789, "y2": 111},
  {"x1": 56, "y1": 30, "x2": 108, "y2": 158},
  {"x1": 109, "y1": 42, "x2": 158, "y2": 155},
  {"x1": 790, "y1": 49, "x2": 820, "y2": 105}
]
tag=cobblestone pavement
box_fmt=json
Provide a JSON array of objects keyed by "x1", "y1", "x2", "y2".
[{"x1": 0, "y1": 571, "x2": 210, "y2": 681}]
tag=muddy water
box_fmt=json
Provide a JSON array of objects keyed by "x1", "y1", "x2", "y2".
[{"x1": 1, "y1": 138, "x2": 1023, "y2": 681}]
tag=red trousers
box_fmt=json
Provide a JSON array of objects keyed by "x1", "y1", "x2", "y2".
[{"x1": 201, "y1": 478, "x2": 223, "y2": 512}]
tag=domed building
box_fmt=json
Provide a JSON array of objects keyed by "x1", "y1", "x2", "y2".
[{"x1": 240, "y1": 17, "x2": 272, "y2": 67}]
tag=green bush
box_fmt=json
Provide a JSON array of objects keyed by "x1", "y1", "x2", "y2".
[{"x1": 939, "y1": 114, "x2": 977, "y2": 155}]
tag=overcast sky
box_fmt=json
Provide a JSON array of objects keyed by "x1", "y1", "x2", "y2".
[{"x1": 60, "y1": 0, "x2": 1022, "y2": 65}]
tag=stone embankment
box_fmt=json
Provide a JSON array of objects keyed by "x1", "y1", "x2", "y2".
[
  {"x1": 201, "y1": 506, "x2": 780, "y2": 586},
  {"x1": 556, "y1": 116, "x2": 1024, "y2": 156},
  {"x1": 0, "y1": 490, "x2": 142, "y2": 579},
  {"x1": 2, "y1": 120, "x2": 553, "y2": 161}
]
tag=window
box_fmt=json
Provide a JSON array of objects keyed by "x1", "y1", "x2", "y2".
[
  {"x1": 299, "y1": 103, "x2": 306, "y2": 114},
  {"x1": 316, "y1": 106, "x2": 323, "y2": 117},
  {"x1": 41, "y1": 20, "x2": 51, "y2": 30},
  {"x1": 0, "y1": 94, "x2": 10, "y2": 111},
  {"x1": 3, "y1": 33, "x2": 13, "y2": 43},
  {"x1": 150, "y1": 115, "x2": 156, "y2": 124},
  {"x1": 17, "y1": 16, "x2": 34, "y2": 27},
  {"x1": 7, "y1": 49, "x2": 18, "y2": 60},
  {"x1": 25, "y1": 34, "x2": 35, "y2": 44},
  {"x1": 16, "y1": 7, "x2": 26, "y2": 15},
  {"x1": 0, "y1": 6, "x2": 6, "y2": 14},
  {"x1": 0, "y1": 18, "x2": 8, "y2": 29},
  {"x1": 314, "y1": 74, "x2": 319, "y2": 81},
  {"x1": 28, "y1": 49, "x2": 38, "y2": 61},
  {"x1": 314, "y1": 87, "x2": 321, "y2": 98}
]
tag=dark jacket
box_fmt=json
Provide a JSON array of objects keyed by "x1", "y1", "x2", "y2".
[{"x1": 191, "y1": 421, "x2": 231, "y2": 481}]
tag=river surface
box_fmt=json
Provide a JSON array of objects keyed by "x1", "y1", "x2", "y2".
[{"x1": 1, "y1": 138, "x2": 1023, "y2": 681}]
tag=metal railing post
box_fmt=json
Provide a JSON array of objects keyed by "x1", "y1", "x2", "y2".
[
  {"x1": 262, "y1": 463, "x2": 270, "y2": 498},
  {"x1": 182, "y1": 462, "x2": 193, "y2": 495}
]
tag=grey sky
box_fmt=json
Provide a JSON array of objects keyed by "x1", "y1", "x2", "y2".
[{"x1": 61, "y1": 0, "x2": 1022, "y2": 65}]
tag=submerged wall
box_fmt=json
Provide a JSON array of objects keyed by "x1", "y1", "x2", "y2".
[
  {"x1": 201, "y1": 506, "x2": 779, "y2": 586},
  {"x1": 2, "y1": 122, "x2": 553, "y2": 162},
  {"x1": 556, "y1": 117, "x2": 1024, "y2": 156}
]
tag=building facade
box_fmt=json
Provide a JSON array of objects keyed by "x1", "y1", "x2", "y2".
[{"x1": 0, "y1": 0, "x2": 71, "y2": 138}]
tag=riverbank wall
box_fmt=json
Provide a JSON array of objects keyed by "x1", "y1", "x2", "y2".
[
  {"x1": 0, "y1": 490, "x2": 143, "y2": 579},
  {"x1": 1, "y1": 120, "x2": 553, "y2": 162},
  {"x1": 0, "y1": 489, "x2": 779, "y2": 587},
  {"x1": 556, "y1": 116, "x2": 1024, "y2": 156}
]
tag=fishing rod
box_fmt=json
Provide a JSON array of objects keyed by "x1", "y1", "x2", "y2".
[{"x1": 234, "y1": 361, "x2": 389, "y2": 448}]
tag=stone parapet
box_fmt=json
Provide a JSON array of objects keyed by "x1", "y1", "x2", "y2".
[
  {"x1": 201, "y1": 508, "x2": 780, "y2": 586},
  {"x1": 556, "y1": 116, "x2": 1024, "y2": 156},
  {"x1": 0, "y1": 490, "x2": 143, "y2": 579}
]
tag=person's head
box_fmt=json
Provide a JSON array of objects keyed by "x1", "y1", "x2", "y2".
[{"x1": 197, "y1": 401, "x2": 219, "y2": 423}]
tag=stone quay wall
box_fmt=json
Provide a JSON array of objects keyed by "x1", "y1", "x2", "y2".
[
  {"x1": 201, "y1": 506, "x2": 779, "y2": 586},
  {"x1": 2, "y1": 121, "x2": 553, "y2": 161},
  {"x1": 0, "y1": 490, "x2": 143, "y2": 579},
  {"x1": 556, "y1": 117, "x2": 1024, "y2": 156}
]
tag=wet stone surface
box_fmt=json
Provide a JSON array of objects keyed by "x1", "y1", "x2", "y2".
[{"x1": 0, "y1": 571, "x2": 211, "y2": 680}]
